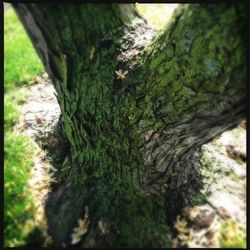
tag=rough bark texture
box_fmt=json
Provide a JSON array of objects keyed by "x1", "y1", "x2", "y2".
[{"x1": 13, "y1": 3, "x2": 246, "y2": 247}]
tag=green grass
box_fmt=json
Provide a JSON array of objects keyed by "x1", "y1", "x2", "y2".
[
  {"x1": 4, "y1": 8, "x2": 43, "y2": 247},
  {"x1": 4, "y1": 90, "x2": 38, "y2": 246},
  {"x1": 219, "y1": 220, "x2": 246, "y2": 248},
  {"x1": 4, "y1": 89, "x2": 28, "y2": 130},
  {"x1": 4, "y1": 99, "x2": 20, "y2": 130},
  {"x1": 4, "y1": 8, "x2": 44, "y2": 92},
  {"x1": 4, "y1": 133, "x2": 36, "y2": 247}
]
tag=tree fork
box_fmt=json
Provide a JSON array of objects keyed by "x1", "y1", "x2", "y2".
[{"x1": 13, "y1": 3, "x2": 246, "y2": 247}]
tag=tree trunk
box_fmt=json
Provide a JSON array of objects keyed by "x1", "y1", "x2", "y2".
[{"x1": 13, "y1": 3, "x2": 246, "y2": 247}]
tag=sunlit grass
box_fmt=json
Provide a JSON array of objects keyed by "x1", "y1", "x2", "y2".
[
  {"x1": 4, "y1": 8, "x2": 44, "y2": 92},
  {"x1": 4, "y1": 132, "x2": 36, "y2": 247},
  {"x1": 4, "y1": 89, "x2": 39, "y2": 247},
  {"x1": 219, "y1": 220, "x2": 246, "y2": 248},
  {"x1": 4, "y1": 89, "x2": 28, "y2": 130}
]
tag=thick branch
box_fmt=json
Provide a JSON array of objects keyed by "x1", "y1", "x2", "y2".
[
  {"x1": 122, "y1": 4, "x2": 246, "y2": 192},
  {"x1": 12, "y1": 3, "x2": 141, "y2": 91}
]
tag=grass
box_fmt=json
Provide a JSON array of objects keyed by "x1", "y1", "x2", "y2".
[
  {"x1": 4, "y1": 89, "x2": 28, "y2": 130},
  {"x1": 4, "y1": 99, "x2": 20, "y2": 129},
  {"x1": 4, "y1": 133, "x2": 37, "y2": 247},
  {"x1": 219, "y1": 220, "x2": 246, "y2": 248},
  {"x1": 200, "y1": 149, "x2": 219, "y2": 189},
  {"x1": 4, "y1": 8, "x2": 44, "y2": 92},
  {"x1": 4, "y1": 8, "x2": 43, "y2": 247},
  {"x1": 4, "y1": 91, "x2": 39, "y2": 247}
]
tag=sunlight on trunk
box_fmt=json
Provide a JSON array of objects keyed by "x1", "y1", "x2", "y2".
[{"x1": 136, "y1": 3, "x2": 179, "y2": 30}]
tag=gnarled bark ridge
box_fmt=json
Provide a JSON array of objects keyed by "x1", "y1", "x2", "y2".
[{"x1": 13, "y1": 3, "x2": 246, "y2": 247}]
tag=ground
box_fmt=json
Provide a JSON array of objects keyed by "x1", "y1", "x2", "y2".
[{"x1": 173, "y1": 124, "x2": 246, "y2": 248}]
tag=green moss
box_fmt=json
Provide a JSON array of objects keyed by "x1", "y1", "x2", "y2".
[
  {"x1": 203, "y1": 58, "x2": 221, "y2": 78},
  {"x1": 147, "y1": 3, "x2": 246, "y2": 117}
]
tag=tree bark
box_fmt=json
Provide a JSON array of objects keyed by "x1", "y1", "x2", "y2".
[{"x1": 13, "y1": 3, "x2": 246, "y2": 247}]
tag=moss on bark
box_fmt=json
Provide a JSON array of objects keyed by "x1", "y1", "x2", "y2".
[{"x1": 13, "y1": 3, "x2": 246, "y2": 247}]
